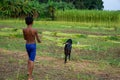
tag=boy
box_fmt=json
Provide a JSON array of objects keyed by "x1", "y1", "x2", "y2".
[{"x1": 23, "y1": 16, "x2": 41, "y2": 80}]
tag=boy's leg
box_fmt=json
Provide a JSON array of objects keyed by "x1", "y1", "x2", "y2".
[
  {"x1": 28, "y1": 60, "x2": 34, "y2": 80},
  {"x1": 26, "y1": 44, "x2": 36, "y2": 80},
  {"x1": 28, "y1": 60, "x2": 30, "y2": 75}
]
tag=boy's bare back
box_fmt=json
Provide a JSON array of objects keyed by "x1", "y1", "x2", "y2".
[{"x1": 23, "y1": 27, "x2": 41, "y2": 44}]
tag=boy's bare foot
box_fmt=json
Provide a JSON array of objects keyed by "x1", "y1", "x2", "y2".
[
  {"x1": 28, "y1": 75, "x2": 33, "y2": 80},
  {"x1": 27, "y1": 72, "x2": 29, "y2": 76},
  {"x1": 28, "y1": 77, "x2": 33, "y2": 80}
]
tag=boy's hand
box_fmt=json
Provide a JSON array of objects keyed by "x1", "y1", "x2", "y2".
[{"x1": 38, "y1": 40, "x2": 41, "y2": 43}]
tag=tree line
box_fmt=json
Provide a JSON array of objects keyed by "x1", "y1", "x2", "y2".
[
  {"x1": 0, "y1": 0, "x2": 104, "y2": 19},
  {"x1": 38, "y1": 0, "x2": 104, "y2": 10}
]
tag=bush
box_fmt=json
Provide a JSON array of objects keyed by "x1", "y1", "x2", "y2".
[
  {"x1": 107, "y1": 36, "x2": 119, "y2": 41},
  {"x1": 108, "y1": 58, "x2": 120, "y2": 67},
  {"x1": 0, "y1": 0, "x2": 41, "y2": 18},
  {"x1": 0, "y1": 1, "x2": 75, "y2": 19}
]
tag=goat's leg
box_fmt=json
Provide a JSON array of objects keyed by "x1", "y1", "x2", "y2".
[
  {"x1": 64, "y1": 55, "x2": 67, "y2": 63},
  {"x1": 69, "y1": 53, "x2": 71, "y2": 61}
]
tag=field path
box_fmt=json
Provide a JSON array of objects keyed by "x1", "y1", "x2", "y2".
[{"x1": 0, "y1": 48, "x2": 120, "y2": 80}]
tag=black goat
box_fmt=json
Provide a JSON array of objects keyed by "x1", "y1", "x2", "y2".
[{"x1": 64, "y1": 39, "x2": 72, "y2": 63}]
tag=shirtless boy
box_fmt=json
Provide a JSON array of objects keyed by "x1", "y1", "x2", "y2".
[{"x1": 23, "y1": 16, "x2": 41, "y2": 80}]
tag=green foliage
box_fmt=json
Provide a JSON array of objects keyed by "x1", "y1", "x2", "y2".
[
  {"x1": 55, "y1": 10, "x2": 120, "y2": 23},
  {"x1": 77, "y1": 73, "x2": 96, "y2": 80},
  {"x1": 37, "y1": 1, "x2": 75, "y2": 20},
  {"x1": 84, "y1": 0, "x2": 104, "y2": 10},
  {"x1": 76, "y1": 34, "x2": 88, "y2": 38},
  {"x1": 51, "y1": 32, "x2": 57, "y2": 37},
  {"x1": 38, "y1": 0, "x2": 104, "y2": 10},
  {"x1": 0, "y1": 0, "x2": 75, "y2": 19},
  {"x1": 47, "y1": 1, "x2": 75, "y2": 10},
  {"x1": 107, "y1": 36, "x2": 119, "y2": 41},
  {"x1": 0, "y1": 0, "x2": 104, "y2": 19},
  {"x1": 0, "y1": 28, "x2": 23, "y2": 38},
  {"x1": 0, "y1": 0, "x2": 41, "y2": 18},
  {"x1": 108, "y1": 58, "x2": 120, "y2": 67}
]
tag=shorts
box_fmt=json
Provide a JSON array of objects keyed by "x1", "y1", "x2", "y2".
[{"x1": 26, "y1": 43, "x2": 36, "y2": 61}]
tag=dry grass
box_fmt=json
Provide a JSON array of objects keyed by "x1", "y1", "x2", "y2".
[{"x1": 0, "y1": 48, "x2": 120, "y2": 80}]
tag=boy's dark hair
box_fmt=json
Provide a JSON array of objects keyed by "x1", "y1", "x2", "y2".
[{"x1": 25, "y1": 16, "x2": 33, "y2": 25}]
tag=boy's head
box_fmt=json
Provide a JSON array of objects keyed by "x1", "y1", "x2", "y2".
[{"x1": 25, "y1": 16, "x2": 33, "y2": 25}]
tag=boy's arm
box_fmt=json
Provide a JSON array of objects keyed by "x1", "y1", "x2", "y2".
[
  {"x1": 35, "y1": 30, "x2": 41, "y2": 43},
  {"x1": 23, "y1": 29, "x2": 26, "y2": 40}
]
